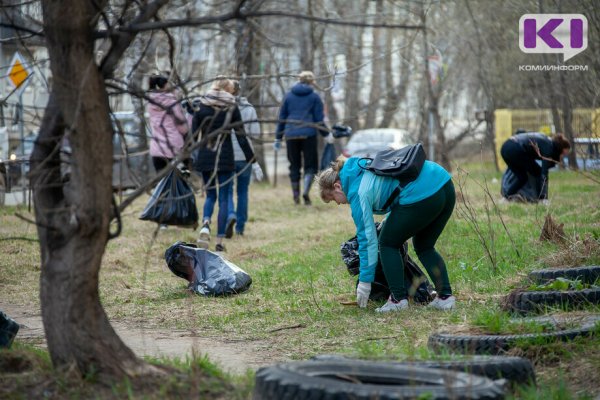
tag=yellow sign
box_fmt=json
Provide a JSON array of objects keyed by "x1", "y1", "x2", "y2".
[{"x1": 7, "y1": 52, "x2": 31, "y2": 90}]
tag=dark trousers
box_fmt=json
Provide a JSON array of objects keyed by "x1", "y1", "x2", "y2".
[
  {"x1": 286, "y1": 136, "x2": 318, "y2": 182},
  {"x1": 500, "y1": 140, "x2": 541, "y2": 197},
  {"x1": 379, "y1": 180, "x2": 456, "y2": 299}
]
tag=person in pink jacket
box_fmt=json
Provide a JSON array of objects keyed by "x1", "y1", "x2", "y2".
[{"x1": 147, "y1": 74, "x2": 188, "y2": 172}]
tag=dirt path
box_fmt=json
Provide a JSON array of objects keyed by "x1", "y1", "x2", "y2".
[{"x1": 1, "y1": 303, "x2": 278, "y2": 375}]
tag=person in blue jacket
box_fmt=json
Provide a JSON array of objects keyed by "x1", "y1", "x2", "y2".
[
  {"x1": 274, "y1": 71, "x2": 330, "y2": 205},
  {"x1": 317, "y1": 156, "x2": 456, "y2": 312},
  {"x1": 500, "y1": 132, "x2": 570, "y2": 201}
]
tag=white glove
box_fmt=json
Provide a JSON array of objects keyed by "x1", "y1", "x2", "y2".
[
  {"x1": 325, "y1": 132, "x2": 335, "y2": 144},
  {"x1": 273, "y1": 140, "x2": 282, "y2": 152},
  {"x1": 356, "y1": 281, "x2": 371, "y2": 308},
  {"x1": 252, "y1": 163, "x2": 264, "y2": 181}
]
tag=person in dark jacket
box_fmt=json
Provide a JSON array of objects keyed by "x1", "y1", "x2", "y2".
[
  {"x1": 500, "y1": 132, "x2": 570, "y2": 201},
  {"x1": 192, "y1": 77, "x2": 255, "y2": 252},
  {"x1": 274, "y1": 71, "x2": 329, "y2": 205}
]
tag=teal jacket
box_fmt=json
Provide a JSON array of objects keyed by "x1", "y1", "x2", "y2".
[{"x1": 339, "y1": 158, "x2": 451, "y2": 283}]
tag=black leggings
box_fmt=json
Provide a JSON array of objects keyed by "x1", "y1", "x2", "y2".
[{"x1": 286, "y1": 136, "x2": 318, "y2": 182}]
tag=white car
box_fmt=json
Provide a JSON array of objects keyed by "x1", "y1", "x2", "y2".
[{"x1": 342, "y1": 128, "x2": 411, "y2": 158}]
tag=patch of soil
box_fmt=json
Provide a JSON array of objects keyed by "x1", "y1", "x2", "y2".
[
  {"x1": 0, "y1": 350, "x2": 35, "y2": 373},
  {"x1": 0, "y1": 302, "x2": 283, "y2": 375}
]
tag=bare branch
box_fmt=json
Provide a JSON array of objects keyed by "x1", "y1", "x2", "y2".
[{"x1": 122, "y1": 10, "x2": 425, "y2": 33}]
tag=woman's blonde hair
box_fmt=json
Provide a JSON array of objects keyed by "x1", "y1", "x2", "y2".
[
  {"x1": 211, "y1": 75, "x2": 233, "y2": 91},
  {"x1": 298, "y1": 70, "x2": 315, "y2": 84},
  {"x1": 316, "y1": 156, "x2": 346, "y2": 201}
]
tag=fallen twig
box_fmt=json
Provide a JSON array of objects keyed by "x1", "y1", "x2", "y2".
[{"x1": 268, "y1": 323, "x2": 306, "y2": 333}]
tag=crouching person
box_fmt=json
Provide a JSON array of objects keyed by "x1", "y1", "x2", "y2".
[{"x1": 317, "y1": 156, "x2": 456, "y2": 312}]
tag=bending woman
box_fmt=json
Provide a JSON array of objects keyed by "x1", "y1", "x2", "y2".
[
  {"x1": 317, "y1": 156, "x2": 456, "y2": 313},
  {"x1": 500, "y1": 132, "x2": 570, "y2": 201}
]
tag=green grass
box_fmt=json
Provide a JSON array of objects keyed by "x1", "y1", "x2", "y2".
[{"x1": 1, "y1": 161, "x2": 600, "y2": 397}]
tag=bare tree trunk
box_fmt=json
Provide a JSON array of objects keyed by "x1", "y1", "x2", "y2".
[
  {"x1": 559, "y1": 71, "x2": 578, "y2": 169},
  {"x1": 342, "y1": 1, "x2": 367, "y2": 131},
  {"x1": 299, "y1": 0, "x2": 315, "y2": 70},
  {"x1": 421, "y1": 10, "x2": 446, "y2": 168},
  {"x1": 379, "y1": 30, "x2": 412, "y2": 128},
  {"x1": 235, "y1": 2, "x2": 268, "y2": 178},
  {"x1": 32, "y1": 0, "x2": 156, "y2": 379},
  {"x1": 364, "y1": 0, "x2": 383, "y2": 128}
]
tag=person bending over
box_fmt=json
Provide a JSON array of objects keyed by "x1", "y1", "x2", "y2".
[
  {"x1": 500, "y1": 132, "x2": 570, "y2": 201},
  {"x1": 317, "y1": 156, "x2": 456, "y2": 313}
]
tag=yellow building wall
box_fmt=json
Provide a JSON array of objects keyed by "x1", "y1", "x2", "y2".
[{"x1": 494, "y1": 109, "x2": 512, "y2": 170}]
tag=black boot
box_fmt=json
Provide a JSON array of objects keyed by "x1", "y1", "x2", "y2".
[
  {"x1": 302, "y1": 174, "x2": 314, "y2": 206},
  {"x1": 291, "y1": 181, "x2": 300, "y2": 205}
]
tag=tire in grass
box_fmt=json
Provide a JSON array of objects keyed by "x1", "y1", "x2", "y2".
[
  {"x1": 504, "y1": 288, "x2": 600, "y2": 314},
  {"x1": 528, "y1": 266, "x2": 600, "y2": 285},
  {"x1": 428, "y1": 315, "x2": 600, "y2": 355},
  {"x1": 254, "y1": 360, "x2": 505, "y2": 400},
  {"x1": 311, "y1": 354, "x2": 535, "y2": 386}
]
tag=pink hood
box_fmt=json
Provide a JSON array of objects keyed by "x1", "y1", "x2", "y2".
[{"x1": 147, "y1": 91, "x2": 188, "y2": 159}]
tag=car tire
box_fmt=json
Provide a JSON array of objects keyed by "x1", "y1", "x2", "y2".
[
  {"x1": 428, "y1": 315, "x2": 600, "y2": 355},
  {"x1": 254, "y1": 360, "x2": 505, "y2": 400},
  {"x1": 311, "y1": 354, "x2": 535, "y2": 386},
  {"x1": 528, "y1": 266, "x2": 600, "y2": 285},
  {"x1": 503, "y1": 288, "x2": 600, "y2": 314}
]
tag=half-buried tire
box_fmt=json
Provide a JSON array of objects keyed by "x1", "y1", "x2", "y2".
[
  {"x1": 254, "y1": 360, "x2": 505, "y2": 400},
  {"x1": 504, "y1": 288, "x2": 600, "y2": 314},
  {"x1": 428, "y1": 315, "x2": 600, "y2": 355},
  {"x1": 528, "y1": 266, "x2": 600, "y2": 285},
  {"x1": 311, "y1": 354, "x2": 535, "y2": 387}
]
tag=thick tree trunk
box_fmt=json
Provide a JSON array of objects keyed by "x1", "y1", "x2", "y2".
[{"x1": 32, "y1": 0, "x2": 154, "y2": 379}]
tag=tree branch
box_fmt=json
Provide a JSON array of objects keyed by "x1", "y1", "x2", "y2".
[
  {"x1": 122, "y1": 10, "x2": 425, "y2": 33},
  {"x1": 100, "y1": 0, "x2": 170, "y2": 78}
]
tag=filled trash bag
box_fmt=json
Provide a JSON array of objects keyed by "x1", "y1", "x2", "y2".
[
  {"x1": 340, "y1": 223, "x2": 436, "y2": 303},
  {"x1": 320, "y1": 143, "x2": 337, "y2": 171},
  {"x1": 165, "y1": 242, "x2": 252, "y2": 296},
  {"x1": 140, "y1": 169, "x2": 199, "y2": 227},
  {"x1": 0, "y1": 310, "x2": 19, "y2": 349}
]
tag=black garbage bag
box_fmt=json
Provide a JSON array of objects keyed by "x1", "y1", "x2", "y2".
[
  {"x1": 340, "y1": 223, "x2": 436, "y2": 303},
  {"x1": 0, "y1": 310, "x2": 19, "y2": 349},
  {"x1": 500, "y1": 168, "x2": 543, "y2": 203},
  {"x1": 165, "y1": 242, "x2": 252, "y2": 296},
  {"x1": 140, "y1": 169, "x2": 199, "y2": 227},
  {"x1": 320, "y1": 143, "x2": 337, "y2": 171}
]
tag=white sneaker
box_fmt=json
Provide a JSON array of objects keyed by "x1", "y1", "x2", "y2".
[
  {"x1": 159, "y1": 224, "x2": 168, "y2": 230},
  {"x1": 428, "y1": 295, "x2": 456, "y2": 310},
  {"x1": 375, "y1": 298, "x2": 409, "y2": 313},
  {"x1": 198, "y1": 223, "x2": 210, "y2": 241}
]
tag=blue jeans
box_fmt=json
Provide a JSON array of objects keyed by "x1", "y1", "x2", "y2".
[
  {"x1": 201, "y1": 171, "x2": 233, "y2": 238},
  {"x1": 227, "y1": 161, "x2": 252, "y2": 234}
]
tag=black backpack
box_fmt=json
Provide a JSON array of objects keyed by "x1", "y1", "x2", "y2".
[{"x1": 360, "y1": 143, "x2": 426, "y2": 185}]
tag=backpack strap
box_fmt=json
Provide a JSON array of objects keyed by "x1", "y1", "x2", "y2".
[{"x1": 381, "y1": 186, "x2": 400, "y2": 210}]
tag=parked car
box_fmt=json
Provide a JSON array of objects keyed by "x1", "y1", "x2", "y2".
[
  {"x1": 60, "y1": 111, "x2": 154, "y2": 191},
  {"x1": 342, "y1": 128, "x2": 411, "y2": 158}
]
